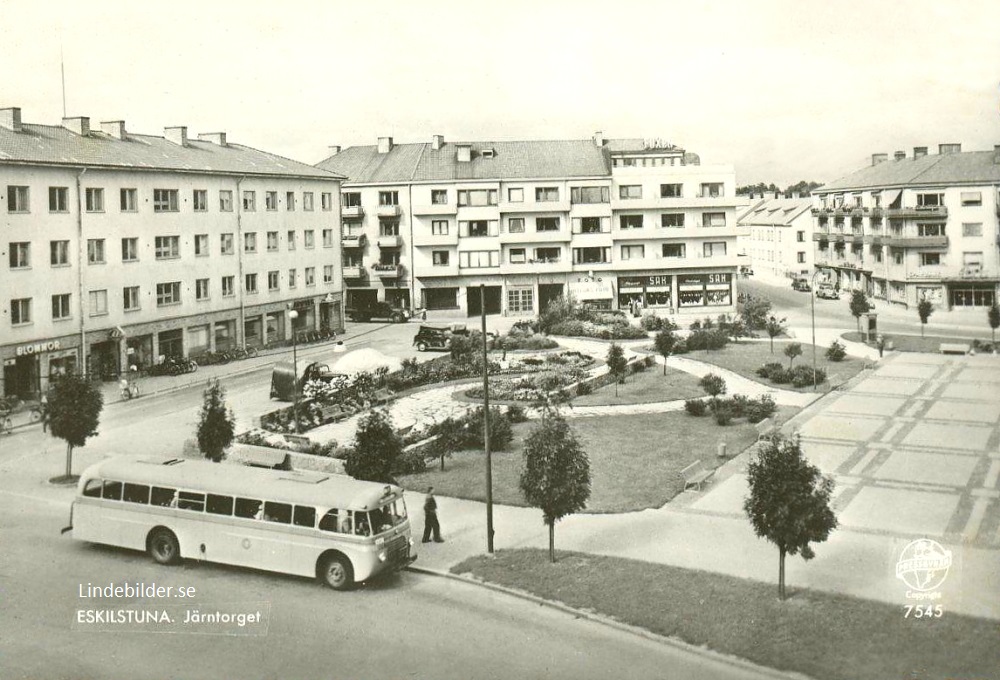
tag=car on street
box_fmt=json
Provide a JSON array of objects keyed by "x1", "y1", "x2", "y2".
[
  {"x1": 816, "y1": 284, "x2": 839, "y2": 300},
  {"x1": 791, "y1": 277, "x2": 812, "y2": 292},
  {"x1": 346, "y1": 301, "x2": 410, "y2": 323},
  {"x1": 413, "y1": 324, "x2": 469, "y2": 351}
]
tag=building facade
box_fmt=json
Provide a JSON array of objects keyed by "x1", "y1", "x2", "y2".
[
  {"x1": 812, "y1": 144, "x2": 1000, "y2": 308},
  {"x1": 738, "y1": 196, "x2": 813, "y2": 283},
  {"x1": 1, "y1": 108, "x2": 345, "y2": 399},
  {"x1": 317, "y1": 134, "x2": 745, "y2": 318}
]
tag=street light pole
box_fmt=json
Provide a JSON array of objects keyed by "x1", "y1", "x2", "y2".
[
  {"x1": 481, "y1": 284, "x2": 494, "y2": 553},
  {"x1": 290, "y1": 309, "x2": 300, "y2": 434},
  {"x1": 810, "y1": 269, "x2": 824, "y2": 392}
]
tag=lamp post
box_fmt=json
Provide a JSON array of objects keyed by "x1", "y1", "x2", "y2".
[
  {"x1": 809, "y1": 269, "x2": 825, "y2": 392},
  {"x1": 289, "y1": 309, "x2": 300, "y2": 433},
  {"x1": 480, "y1": 284, "x2": 494, "y2": 553}
]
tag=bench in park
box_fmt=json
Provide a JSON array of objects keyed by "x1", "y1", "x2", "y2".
[
  {"x1": 754, "y1": 417, "x2": 779, "y2": 442},
  {"x1": 318, "y1": 404, "x2": 347, "y2": 423},
  {"x1": 372, "y1": 388, "x2": 394, "y2": 405},
  {"x1": 682, "y1": 460, "x2": 715, "y2": 492},
  {"x1": 940, "y1": 343, "x2": 970, "y2": 355},
  {"x1": 283, "y1": 433, "x2": 312, "y2": 449}
]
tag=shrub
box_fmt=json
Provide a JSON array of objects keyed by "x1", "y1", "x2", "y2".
[
  {"x1": 506, "y1": 403, "x2": 529, "y2": 423},
  {"x1": 640, "y1": 314, "x2": 663, "y2": 331},
  {"x1": 575, "y1": 380, "x2": 593, "y2": 396},
  {"x1": 684, "y1": 399, "x2": 707, "y2": 416},
  {"x1": 391, "y1": 448, "x2": 428, "y2": 475},
  {"x1": 826, "y1": 340, "x2": 847, "y2": 362},
  {"x1": 769, "y1": 368, "x2": 792, "y2": 384},
  {"x1": 731, "y1": 394, "x2": 750, "y2": 418},
  {"x1": 465, "y1": 406, "x2": 514, "y2": 450},
  {"x1": 745, "y1": 395, "x2": 778, "y2": 424},
  {"x1": 756, "y1": 362, "x2": 784, "y2": 380},
  {"x1": 713, "y1": 400, "x2": 734, "y2": 426},
  {"x1": 791, "y1": 365, "x2": 827, "y2": 388},
  {"x1": 671, "y1": 339, "x2": 688, "y2": 355},
  {"x1": 699, "y1": 373, "x2": 727, "y2": 397}
]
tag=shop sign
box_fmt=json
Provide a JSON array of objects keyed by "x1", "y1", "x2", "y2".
[
  {"x1": 678, "y1": 275, "x2": 706, "y2": 288},
  {"x1": 569, "y1": 277, "x2": 613, "y2": 300},
  {"x1": 707, "y1": 273, "x2": 731, "y2": 285},
  {"x1": 15, "y1": 340, "x2": 61, "y2": 357},
  {"x1": 618, "y1": 276, "x2": 644, "y2": 289},
  {"x1": 647, "y1": 275, "x2": 672, "y2": 288}
]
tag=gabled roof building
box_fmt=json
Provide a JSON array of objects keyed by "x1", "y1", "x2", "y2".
[{"x1": 737, "y1": 196, "x2": 813, "y2": 283}]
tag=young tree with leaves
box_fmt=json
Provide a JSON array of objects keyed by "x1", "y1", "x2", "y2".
[
  {"x1": 764, "y1": 315, "x2": 786, "y2": 353},
  {"x1": 48, "y1": 373, "x2": 103, "y2": 481},
  {"x1": 989, "y1": 302, "x2": 1000, "y2": 344},
  {"x1": 699, "y1": 373, "x2": 727, "y2": 399},
  {"x1": 653, "y1": 329, "x2": 677, "y2": 375},
  {"x1": 345, "y1": 410, "x2": 402, "y2": 483},
  {"x1": 606, "y1": 343, "x2": 628, "y2": 397},
  {"x1": 848, "y1": 290, "x2": 870, "y2": 334},
  {"x1": 740, "y1": 295, "x2": 773, "y2": 331},
  {"x1": 916, "y1": 299, "x2": 933, "y2": 338},
  {"x1": 783, "y1": 342, "x2": 803, "y2": 369},
  {"x1": 519, "y1": 406, "x2": 591, "y2": 563},
  {"x1": 196, "y1": 380, "x2": 235, "y2": 463},
  {"x1": 743, "y1": 435, "x2": 837, "y2": 600}
]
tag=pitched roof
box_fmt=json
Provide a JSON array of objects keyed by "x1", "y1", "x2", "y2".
[
  {"x1": 737, "y1": 197, "x2": 812, "y2": 226},
  {"x1": 819, "y1": 151, "x2": 1000, "y2": 193},
  {"x1": 317, "y1": 139, "x2": 635, "y2": 184},
  {"x1": 0, "y1": 123, "x2": 341, "y2": 180}
]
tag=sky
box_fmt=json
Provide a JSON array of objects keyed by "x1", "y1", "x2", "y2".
[{"x1": 1, "y1": 0, "x2": 999, "y2": 187}]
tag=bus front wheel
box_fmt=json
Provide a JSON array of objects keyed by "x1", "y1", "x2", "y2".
[
  {"x1": 319, "y1": 554, "x2": 354, "y2": 591},
  {"x1": 147, "y1": 528, "x2": 180, "y2": 565}
]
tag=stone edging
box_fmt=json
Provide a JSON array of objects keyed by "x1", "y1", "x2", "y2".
[{"x1": 406, "y1": 564, "x2": 813, "y2": 680}]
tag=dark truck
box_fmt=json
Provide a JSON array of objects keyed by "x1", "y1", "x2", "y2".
[
  {"x1": 346, "y1": 301, "x2": 411, "y2": 323},
  {"x1": 269, "y1": 361, "x2": 346, "y2": 401}
]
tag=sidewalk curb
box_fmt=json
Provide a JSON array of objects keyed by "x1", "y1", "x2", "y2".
[{"x1": 406, "y1": 563, "x2": 813, "y2": 680}]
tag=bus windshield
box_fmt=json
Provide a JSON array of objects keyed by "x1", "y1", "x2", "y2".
[{"x1": 367, "y1": 499, "x2": 408, "y2": 535}]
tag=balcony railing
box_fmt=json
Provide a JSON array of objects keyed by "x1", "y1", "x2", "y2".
[
  {"x1": 412, "y1": 202, "x2": 458, "y2": 216},
  {"x1": 886, "y1": 206, "x2": 948, "y2": 220},
  {"x1": 372, "y1": 263, "x2": 404, "y2": 278},
  {"x1": 376, "y1": 204, "x2": 401, "y2": 218},
  {"x1": 342, "y1": 265, "x2": 366, "y2": 279},
  {"x1": 882, "y1": 235, "x2": 949, "y2": 248},
  {"x1": 341, "y1": 205, "x2": 364, "y2": 219},
  {"x1": 377, "y1": 234, "x2": 403, "y2": 248},
  {"x1": 341, "y1": 234, "x2": 367, "y2": 248}
]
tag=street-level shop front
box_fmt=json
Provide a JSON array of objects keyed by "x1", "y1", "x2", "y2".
[
  {"x1": 1, "y1": 336, "x2": 81, "y2": 399},
  {"x1": 618, "y1": 270, "x2": 736, "y2": 314}
]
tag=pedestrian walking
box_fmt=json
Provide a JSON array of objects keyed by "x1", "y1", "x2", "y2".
[
  {"x1": 40, "y1": 393, "x2": 49, "y2": 433},
  {"x1": 422, "y1": 486, "x2": 443, "y2": 543}
]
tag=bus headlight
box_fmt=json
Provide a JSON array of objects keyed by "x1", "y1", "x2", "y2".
[
  {"x1": 378, "y1": 551, "x2": 387, "y2": 562},
  {"x1": 408, "y1": 538, "x2": 415, "y2": 547},
  {"x1": 375, "y1": 537, "x2": 385, "y2": 547}
]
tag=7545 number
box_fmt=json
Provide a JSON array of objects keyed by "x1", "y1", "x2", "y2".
[{"x1": 904, "y1": 605, "x2": 943, "y2": 619}]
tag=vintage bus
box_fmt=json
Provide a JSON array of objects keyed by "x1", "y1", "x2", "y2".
[{"x1": 68, "y1": 456, "x2": 415, "y2": 590}]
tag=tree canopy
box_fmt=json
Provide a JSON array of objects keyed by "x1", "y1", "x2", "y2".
[
  {"x1": 653, "y1": 329, "x2": 677, "y2": 375},
  {"x1": 848, "y1": 290, "x2": 870, "y2": 333},
  {"x1": 49, "y1": 373, "x2": 104, "y2": 479},
  {"x1": 345, "y1": 409, "x2": 403, "y2": 483},
  {"x1": 197, "y1": 380, "x2": 235, "y2": 463},
  {"x1": 606, "y1": 343, "x2": 628, "y2": 396},
  {"x1": 917, "y1": 299, "x2": 934, "y2": 337}
]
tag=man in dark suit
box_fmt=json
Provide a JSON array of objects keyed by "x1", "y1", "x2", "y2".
[{"x1": 422, "y1": 487, "x2": 443, "y2": 543}]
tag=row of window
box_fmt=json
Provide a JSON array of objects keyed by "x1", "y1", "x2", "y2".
[
  {"x1": 9, "y1": 268, "x2": 335, "y2": 326},
  {"x1": 6, "y1": 229, "x2": 336, "y2": 269},
  {"x1": 823, "y1": 191, "x2": 994, "y2": 210},
  {"x1": 404, "y1": 212, "x2": 726, "y2": 240},
  {"x1": 81, "y1": 478, "x2": 403, "y2": 537},
  {"x1": 423, "y1": 242, "x2": 729, "y2": 269},
  {"x1": 5, "y1": 186, "x2": 334, "y2": 214}
]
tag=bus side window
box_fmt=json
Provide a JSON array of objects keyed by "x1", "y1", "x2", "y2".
[
  {"x1": 123, "y1": 483, "x2": 150, "y2": 504},
  {"x1": 150, "y1": 487, "x2": 176, "y2": 507},
  {"x1": 82, "y1": 479, "x2": 102, "y2": 498},
  {"x1": 263, "y1": 502, "x2": 292, "y2": 524},
  {"x1": 293, "y1": 506, "x2": 316, "y2": 528},
  {"x1": 318, "y1": 509, "x2": 339, "y2": 532},
  {"x1": 339, "y1": 511, "x2": 354, "y2": 535},
  {"x1": 234, "y1": 498, "x2": 262, "y2": 520},
  {"x1": 102, "y1": 480, "x2": 123, "y2": 501},
  {"x1": 206, "y1": 494, "x2": 234, "y2": 516},
  {"x1": 177, "y1": 491, "x2": 206, "y2": 512}
]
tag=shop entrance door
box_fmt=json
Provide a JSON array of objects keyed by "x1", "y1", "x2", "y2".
[{"x1": 467, "y1": 286, "x2": 502, "y2": 317}]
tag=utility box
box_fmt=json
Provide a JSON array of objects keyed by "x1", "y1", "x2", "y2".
[
  {"x1": 863, "y1": 313, "x2": 878, "y2": 342},
  {"x1": 717, "y1": 441, "x2": 728, "y2": 459}
]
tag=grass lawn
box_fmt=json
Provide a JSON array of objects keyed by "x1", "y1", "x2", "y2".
[
  {"x1": 843, "y1": 331, "x2": 996, "y2": 354},
  {"x1": 399, "y1": 410, "x2": 763, "y2": 513},
  {"x1": 684, "y1": 340, "x2": 866, "y2": 392},
  {"x1": 454, "y1": 549, "x2": 1000, "y2": 680},
  {"x1": 570, "y1": 365, "x2": 704, "y2": 406}
]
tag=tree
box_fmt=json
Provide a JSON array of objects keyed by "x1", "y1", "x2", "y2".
[
  {"x1": 783, "y1": 342, "x2": 803, "y2": 369},
  {"x1": 606, "y1": 343, "x2": 628, "y2": 397},
  {"x1": 699, "y1": 373, "x2": 727, "y2": 399},
  {"x1": 764, "y1": 315, "x2": 787, "y2": 353},
  {"x1": 917, "y1": 299, "x2": 933, "y2": 338},
  {"x1": 739, "y1": 295, "x2": 772, "y2": 331},
  {"x1": 848, "y1": 290, "x2": 870, "y2": 334},
  {"x1": 345, "y1": 410, "x2": 402, "y2": 483},
  {"x1": 653, "y1": 329, "x2": 677, "y2": 375},
  {"x1": 196, "y1": 380, "x2": 235, "y2": 462},
  {"x1": 519, "y1": 406, "x2": 591, "y2": 563},
  {"x1": 427, "y1": 416, "x2": 464, "y2": 471},
  {"x1": 744, "y1": 435, "x2": 837, "y2": 600},
  {"x1": 48, "y1": 373, "x2": 103, "y2": 481},
  {"x1": 989, "y1": 303, "x2": 1000, "y2": 344}
]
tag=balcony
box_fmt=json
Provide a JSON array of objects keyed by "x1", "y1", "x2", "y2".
[
  {"x1": 870, "y1": 207, "x2": 883, "y2": 218},
  {"x1": 812, "y1": 232, "x2": 829, "y2": 242},
  {"x1": 372, "y1": 263, "x2": 404, "y2": 278},
  {"x1": 941, "y1": 266, "x2": 1000, "y2": 282},
  {"x1": 811, "y1": 206, "x2": 833, "y2": 215},
  {"x1": 412, "y1": 203, "x2": 458, "y2": 216},
  {"x1": 883, "y1": 235, "x2": 949, "y2": 248},
  {"x1": 499, "y1": 229, "x2": 569, "y2": 244},
  {"x1": 341, "y1": 205, "x2": 364, "y2": 220},
  {"x1": 886, "y1": 206, "x2": 948, "y2": 220},
  {"x1": 342, "y1": 265, "x2": 366, "y2": 280},
  {"x1": 612, "y1": 227, "x2": 656, "y2": 242},
  {"x1": 414, "y1": 262, "x2": 459, "y2": 278},
  {"x1": 341, "y1": 233, "x2": 367, "y2": 248},
  {"x1": 377, "y1": 234, "x2": 403, "y2": 248},
  {"x1": 376, "y1": 205, "x2": 401, "y2": 218}
]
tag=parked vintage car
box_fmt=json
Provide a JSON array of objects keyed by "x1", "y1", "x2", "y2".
[
  {"x1": 346, "y1": 301, "x2": 410, "y2": 323},
  {"x1": 791, "y1": 277, "x2": 812, "y2": 292},
  {"x1": 412, "y1": 324, "x2": 469, "y2": 352},
  {"x1": 815, "y1": 284, "x2": 839, "y2": 300},
  {"x1": 269, "y1": 360, "x2": 345, "y2": 401}
]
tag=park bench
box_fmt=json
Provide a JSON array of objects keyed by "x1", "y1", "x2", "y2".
[
  {"x1": 372, "y1": 387, "x2": 394, "y2": 405},
  {"x1": 682, "y1": 460, "x2": 715, "y2": 492},
  {"x1": 318, "y1": 404, "x2": 347, "y2": 423},
  {"x1": 940, "y1": 343, "x2": 970, "y2": 355},
  {"x1": 283, "y1": 433, "x2": 311, "y2": 449},
  {"x1": 754, "y1": 417, "x2": 778, "y2": 442}
]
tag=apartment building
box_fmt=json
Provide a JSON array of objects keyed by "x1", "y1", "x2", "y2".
[
  {"x1": 738, "y1": 196, "x2": 813, "y2": 283},
  {"x1": 0, "y1": 107, "x2": 345, "y2": 399},
  {"x1": 812, "y1": 144, "x2": 1000, "y2": 308},
  {"x1": 316, "y1": 133, "x2": 744, "y2": 318}
]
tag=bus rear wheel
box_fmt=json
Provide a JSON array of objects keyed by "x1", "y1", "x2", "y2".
[
  {"x1": 319, "y1": 554, "x2": 353, "y2": 591},
  {"x1": 147, "y1": 528, "x2": 180, "y2": 565}
]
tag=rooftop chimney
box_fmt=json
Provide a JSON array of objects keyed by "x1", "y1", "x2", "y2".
[
  {"x1": 0, "y1": 107, "x2": 22, "y2": 131},
  {"x1": 938, "y1": 143, "x2": 961, "y2": 155},
  {"x1": 431, "y1": 134, "x2": 444, "y2": 150},
  {"x1": 164, "y1": 126, "x2": 187, "y2": 146},
  {"x1": 456, "y1": 144, "x2": 472, "y2": 163},
  {"x1": 593, "y1": 130, "x2": 604, "y2": 147},
  {"x1": 913, "y1": 146, "x2": 928, "y2": 159},
  {"x1": 100, "y1": 120, "x2": 126, "y2": 140},
  {"x1": 197, "y1": 132, "x2": 227, "y2": 146},
  {"x1": 327, "y1": 145, "x2": 341, "y2": 156},
  {"x1": 894, "y1": 150, "x2": 906, "y2": 161},
  {"x1": 62, "y1": 116, "x2": 90, "y2": 136},
  {"x1": 377, "y1": 136, "x2": 393, "y2": 154},
  {"x1": 871, "y1": 153, "x2": 888, "y2": 166}
]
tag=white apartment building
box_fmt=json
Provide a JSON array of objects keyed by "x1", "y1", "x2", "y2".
[
  {"x1": 812, "y1": 143, "x2": 1000, "y2": 308},
  {"x1": 317, "y1": 134, "x2": 744, "y2": 318},
  {"x1": 738, "y1": 196, "x2": 813, "y2": 283},
  {"x1": 0, "y1": 107, "x2": 345, "y2": 399}
]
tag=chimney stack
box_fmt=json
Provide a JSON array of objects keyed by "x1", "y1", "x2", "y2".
[
  {"x1": 894, "y1": 150, "x2": 906, "y2": 161},
  {"x1": 377, "y1": 136, "x2": 393, "y2": 154},
  {"x1": 913, "y1": 146, "x2": 928, "y2": 159},
  {"x1": 327, "y1": 145, "x2": 341, "y2": 156},
  {"x1": 197, "y1": 132, "x2": 227, "y2": 146},
  {"x1": 431, "y1": 134, "x2": 444, "y2": 150},
  {"x1": 938, "y1": 143, "x2": 961, "y2": 155},
  {"x1": 456, "y1": 144, "x2": 472, "y2": 163},
  {"x1": 0, "y1": 107, "x2": 22, "y2": 131},
  {"x1": 871, "y1": 153, "x2": 888, "y2": 166},
  {"x1": 593, "y1": 130, "x2": 604, "y2": 147},
  {"x1": 165, "y1": 126, "x2": 187, "y2": 146},
  {"x1": 100, "y1": 120, "x2": 126, "y2": 140},
  {"x1": 62, "y1": 116, "x2": 90, "y2": 136}
]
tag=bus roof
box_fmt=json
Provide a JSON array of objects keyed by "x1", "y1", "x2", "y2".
[{"x1": 81, "y1": 456, "x2": 403, "y2": 512}]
